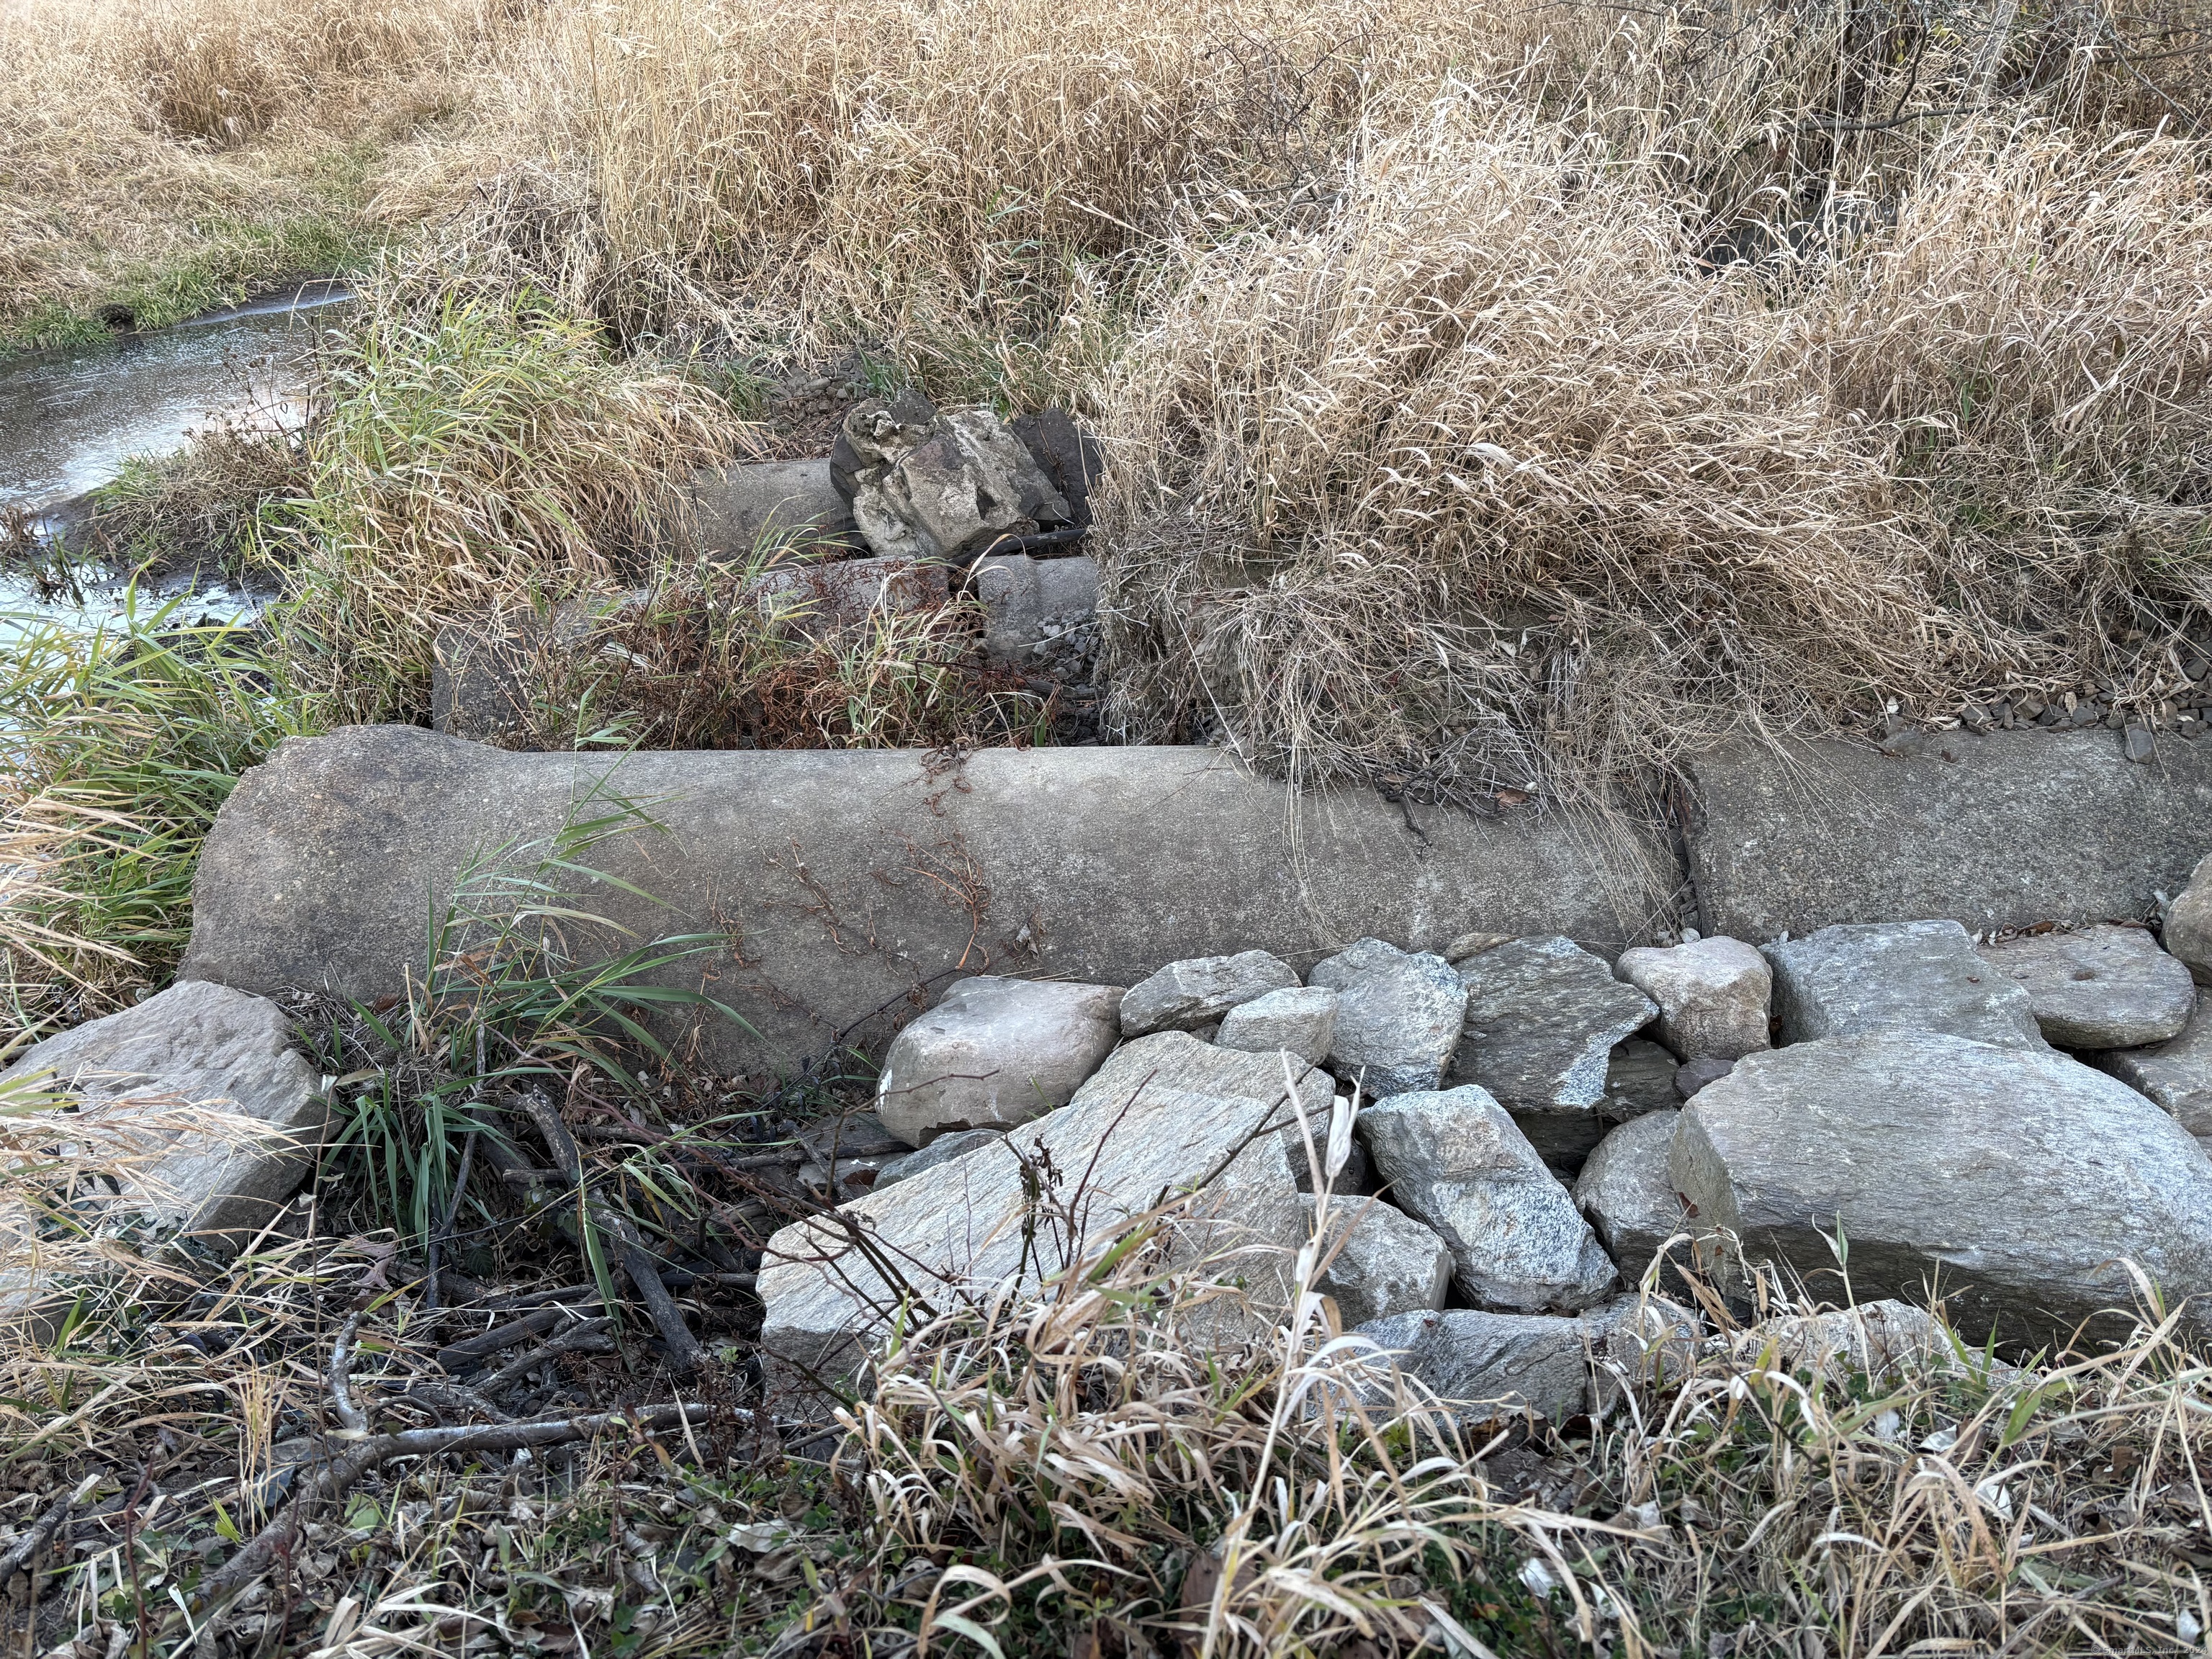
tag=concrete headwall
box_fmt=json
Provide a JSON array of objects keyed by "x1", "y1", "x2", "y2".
[
  {"x1": 181, "y1": 724, "x2": 2212, "y2": 1074},
  {"x1": 181, "y1": 728, "x2": 1671, "y2": 1072}
]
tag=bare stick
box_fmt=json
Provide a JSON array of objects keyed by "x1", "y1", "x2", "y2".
[
  {"x1": 517, "y1": 1091, "x2": 706, "y2": 1375},
  {"x1": 0, "y1": 1469, "x2": 104, "y2": 1588},
  {"x1": 477, "y1": 1315, "x2": 617, "y2": 1398},
  {"x1": 327, "y1": 1310, "x2": 368, "y2": 1436},
  {"x1": 195, "y1": 1403, "x2": 726, "y2": 1607}
]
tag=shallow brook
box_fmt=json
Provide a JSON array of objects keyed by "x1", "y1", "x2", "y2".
[{"x1": 0, "y1": 283, "x2": 349, "y2": 518}]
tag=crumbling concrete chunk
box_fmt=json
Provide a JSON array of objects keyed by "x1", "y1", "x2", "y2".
[{"x1": 837, "y1": 394, "x2": 1071, "y2": 562}]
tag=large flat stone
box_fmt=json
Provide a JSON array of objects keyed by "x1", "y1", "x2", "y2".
[
  {"x1": 1977, "y1": 925, "x2": 2195, "y2": 1049},
  {"x1": 1671, "y1": 1032, "x2": 2212, "y2": 1349},
  {"x1": 1764, "y1": 921, "x2": 2046, "y2": 1048},
  {"x1": 692, "y1": 459, "x2": 857, "y2": 556},
  {"x1": 1687, "y1": 732, "x2": 2212, "y2": 941},
  {"x1": 181, "y1": 730, "x2": 1667, "y2": 1074},
  {"x1": 757, "y1": 1032, "x2": 1311, "y2": 1401},
  {"x1": 1, "y1": 981, "x2": 329, "y2": 1252}
]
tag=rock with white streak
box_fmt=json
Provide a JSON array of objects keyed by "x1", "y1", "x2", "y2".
[
  {"x1": 1763, "y1": 921, "x2": 2046, "y2": 1049},
  {"x1": 1215, "y1": 986, "x2": 1339, "y2": 1064},
  {"x1": 1298, "y1": 1195, "x2": 1452, "y2": 1327},
  {"x1": 1120, "y1": 950, "x2": 1301, "y2": 1038},
  {"x1": 1671, "y1": 1031, "x2": 2212, "y2": 1348},
  {"x1": 1447, "y1": 937, "x2": 1659, "y2": 1171},
  {"x1": 1310, "y1": 940, "x2": 1468, "y2": 1097},
  {"x1": 1, "y1": 979, "x2": 329, "y2": 1251},
  {"x1": 2097, "y1": 991, "x2": 2212, "y2": 1148},
  {"x1": 875, "y1": 976, "x2": 1121, "y2": 1147},
  {"x1": 761, "y1": 1033, "x2": 1316, "y2": 1408},
  {"x1": 1977, "y1": 925, "x2": 2196, "y2": 1049},
  {"x1": 1357, "y1": 1085, "x2": 1619, "y2": 1313},
  {"x1": 1614, "y1": 937, "x2": 1772, "y2": 1063}
]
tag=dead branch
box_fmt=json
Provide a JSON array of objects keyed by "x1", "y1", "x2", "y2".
[
  {"x1": 194, "y1": 1403, "x2": 725, "y2": 1608},
  {"x1": 0, "y1": 1469, "x2": 105, "y2": 1589},
  {"x1": 477, "y1": 1313, "x2": 617, "y2": 1397},
  {"x1": 327, "y1": 1310, "x2": 369, "y2": 1436}
]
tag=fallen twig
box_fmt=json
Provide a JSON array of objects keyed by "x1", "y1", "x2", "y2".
[
  {"x1": 0, "y1": 1468, "x2": 106, "y2": 1589},
  {"x1": 477, "y1": 1314, "x2": 617, "y2": 1398},
  {"x1": 194, "y1": 1402, "x2": 726, "y2": 1607},
  {"x1": 327, "y1": 1310, "x2": 369, "y2": 1435}
]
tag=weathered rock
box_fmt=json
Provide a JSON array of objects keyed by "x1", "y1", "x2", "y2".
[
  {"x1": 1120, "y1": 950, "x2": 1301, "y2": 1038},
  {"x1": 1299, "y1": 1195, "x2": 1452, "y2": 1327},
  {"x1": 1573, "y1": 1110, "x2": 1686, "y2": 1290},
  {"x1": 752, "y1": 554, "x2": 951, "y2": 636},
  {"x1": 1671, "y1": 1032, "x2": 2212, "y2": 1347},
  {"x1": 1976, "y1": 925, "x2": 2195, "y2": 1049},
  {"x1": 839, "y1": 395, "x2": 1071, "y2": 562},
  {"x1": 1686, "y1": 731, "x2": 2212, "y2": 941},
  {"x1": 1215, "y1": 986, "x2": 1339, "y2": 1064},
  {"x1": 0, "y1": 981, "x2": 328, "y2": 1251},
  {"x1": 1763, "y1": 921, "x2": 2046, "y2": 1049},
  {"x1": 1357, "y1": 1086, "x2": 1619, "y2": 1313},
  {"x1": 693, "y1": 459, "x2": 857, "y2": 556},
  {"x1": 974, "y1": 554, "x2": 1100, "y2": 667},
  {"x1": 2097, "y1": 991, "x2": 2212, "y2": 1147},
  {"x1": 875, "y1": 976, "x2": 1121, "y2": 1147},
  {"x1": 2167, "y1": 851, "x2": 2212, "y2": 985},
  {"x1": 1310, "y1": 940, "x2": 1467, "y2": 1097},
  {"x1": 1447, "y1": 938, "x2": 1658, "y2": 1170},
  {"x1": 1614, "y1": 937, "x2": 1771, "y2": 1063},
  {"x1": 1727, "y1": 1300, "x2": 1968, "y2": 1384},
  {"x1": 1604, "y1": 1039, "x2": 1681, "y2": 1118},
  {"x1": 1353, "y1": 1295, "x2": 1698, "y2": 1421},
  {"x1": 180, "y1": 731, "x2": 1671, "y2": 1076},
  {"x1": 758, "y1": 1031, "x2": 1312, "y2": 1403},
  {"x1": 873, "y1": 1127, "x2": 1006, "y2": 1190}
]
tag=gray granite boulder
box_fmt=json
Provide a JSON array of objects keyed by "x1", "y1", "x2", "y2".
[
  {"x1": 1614, "y1": 936, "x2": 1771, "y2": 1062},
  {"x1": 876, "y1": 976, "x2": 1122, "y2": 1146},
  {"x1": 0, "y1": 980, "x2": 330, "y2": 1252},
  {"x1": 1573, "y1": 1110, "x2": 1687, "y2": 1291},
  {"x1": 1357, "y1": 1086, "x2": 1619, "y2": 1312},
  {"x1": 1299, "y1": 1195, "x2": 1452, "y2": 1327},
  {"x1": 1976, "y1": 925, "x2": 2195, "y2": 1049},
  {"x1": 1353, "y1": 1295, "x2": 1699, "y2": 1421},
  {"x1": 1763, "y1": 921, "x2": 2046, "y2": 1049},
  {"x1": 2164, "y1": 851, "x2": 2212, "y2": 986},
  {"x1": 1672, "y1": 1032, "x2": 2212, "y2": 1348},
  {"x1": 2097, "y1": 991, "x2": 2212, "y2": 1148},
  {"x1": 1216, "y1": 986, "x2": 1339, "y2": 1064},
  {"x1": 761, "y1": 1032, "x2": 1314, "y2": 1405},
  {"x1": 1310, "y1": 940, "x2": 1467, "y2": 1097},
  {"x1": 1120, "y1": 950, "x2": 1300, "y2": 1038},
  {"x1": 1447, "y1": 937, "x2": 1658, "y2": 1171}
]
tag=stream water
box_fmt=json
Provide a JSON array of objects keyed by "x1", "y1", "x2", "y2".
[{"x1": 0, "y1": 283, "x2": 349, "y2": 631}]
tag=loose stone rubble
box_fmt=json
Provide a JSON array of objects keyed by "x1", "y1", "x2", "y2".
[
  {"x1": 2095, "y1": 992, "x2": 2212, "y2": 1148},
  {"x1": 833, "y1": 392, "x2": 1074, "y2": 562},
  {"x1": 1764, "y1": 920, "x2": 2046, "y2": 1049},
  {"x1": 1311, "y1": 940, "x2": 1469, "y2": 1098},
  {"x1": 1120, "y1": 950, "x2": 1301, "y2": 1038},
  {"x1": 1, "y1": 981, "x2": 329, "y2": 1252}
]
